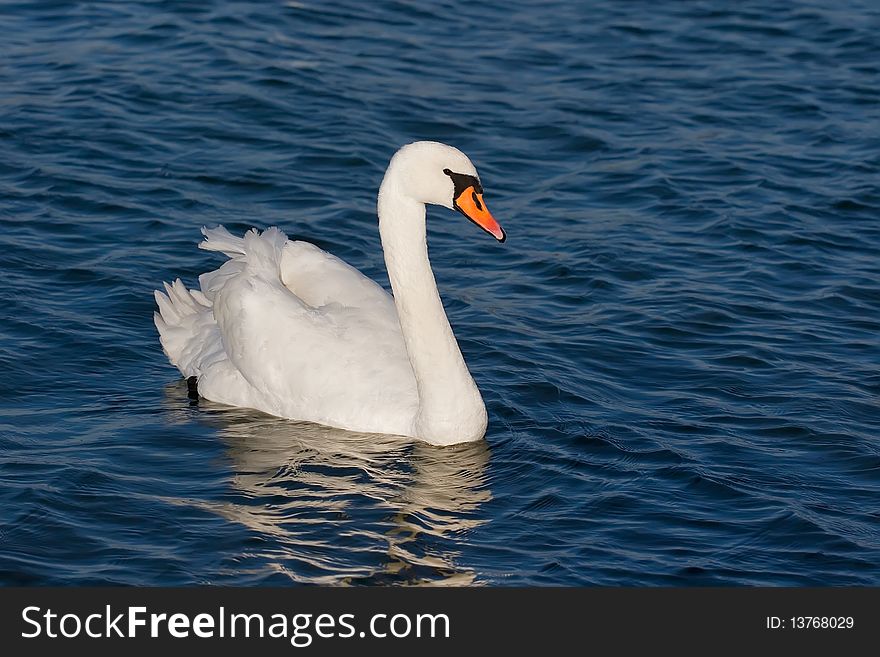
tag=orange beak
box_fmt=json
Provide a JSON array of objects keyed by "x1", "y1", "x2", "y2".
[{"x1": 454, "y1": 186, "x2": 505, "y2": 242}]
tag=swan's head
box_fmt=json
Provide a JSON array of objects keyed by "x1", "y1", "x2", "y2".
[{"x1": 386, "y1": 141, "x2": 505, "y2": 242}]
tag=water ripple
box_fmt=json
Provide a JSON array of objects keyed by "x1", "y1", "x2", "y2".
[{"x1": 1, "y1": 0, "x2": 878, "y2": 585}]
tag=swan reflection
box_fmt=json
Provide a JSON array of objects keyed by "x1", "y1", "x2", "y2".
[{"x1": 163, "y1": 382, "x2": 491, "y2": 585}]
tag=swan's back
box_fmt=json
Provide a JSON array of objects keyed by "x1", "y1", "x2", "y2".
[{"x1": 155, "y1": 226, "x2": 418, "y2": 435}]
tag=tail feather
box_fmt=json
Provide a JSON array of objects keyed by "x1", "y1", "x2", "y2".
[
  {"x1": 154, "y1": 277, "x2": 220, "y2": 378},
  {"x1": 164, "y1": 278, "x2": 208, "y2": 314},
  {"x1": 154, "y1": 288, "x2": 181, "y2": 324},
  {"x1": 156, "y1": 225, "x2": 289, "y2": 378},
  {"x1": 191, "y1": 289, "x2": 211, "y2": 306},
  {"x1": 153, "y1": 310, "x2": 167, "y2": 333}
]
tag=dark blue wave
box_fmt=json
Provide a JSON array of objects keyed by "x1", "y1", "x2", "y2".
[{"x1": 0, "y1": 0, "x2": 878, "y2": 585}]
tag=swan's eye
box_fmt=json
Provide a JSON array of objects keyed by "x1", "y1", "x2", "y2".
[
  {"x1": 444, "y1": 169, "x2": 483, "y2": 198},
  {"x1": 472, "y1": 190, "x2": 482, "y2": 211}
]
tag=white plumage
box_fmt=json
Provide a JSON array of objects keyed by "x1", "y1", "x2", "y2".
[{"x1": 154, "y1": 142, "x2": 505, "y2": 445}]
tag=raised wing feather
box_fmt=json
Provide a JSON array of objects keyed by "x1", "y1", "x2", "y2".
[
  {"x1": 198, "y1": 226, "x2": 418, "y2": 435},
  {"x1": 280, "y1": 240, "x2": 396, "y2": 317},
  {"x1": 213, "y1": 270, "x2": 416, "y2": 434}
]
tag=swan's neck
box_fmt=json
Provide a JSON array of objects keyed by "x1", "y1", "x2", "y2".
[{"x1": 378, "y1": 180, "x2": 487, "y2": 444}]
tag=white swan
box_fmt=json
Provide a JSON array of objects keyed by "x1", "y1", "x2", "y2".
[{"x1": 154, "y1": 141, "x2": 505, "y2": 446}]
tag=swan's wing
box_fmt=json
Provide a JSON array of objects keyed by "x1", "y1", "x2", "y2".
[
  {"x1": 280, "y1": 240, "x2": 396, "y2": 315},
  {"x1": 197, "y1": 225, "x2": 396, "y2": 319},
  {"x1": 202, "y1": 226, "x2": 417, "y2": 433},
  {"x1": 213, "y1": 272, "x2": 417, "y2": 433}
]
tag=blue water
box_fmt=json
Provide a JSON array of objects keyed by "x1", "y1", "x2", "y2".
[{"x1": 1, "y1": 0, "x2": 879, "y2": 586}]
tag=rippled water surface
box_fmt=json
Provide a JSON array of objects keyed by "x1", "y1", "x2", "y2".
[{"x1": 1, "y1": 0, "x2": 879, "y2": 585}]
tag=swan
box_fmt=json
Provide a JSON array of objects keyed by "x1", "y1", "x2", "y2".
[{"x1": 154, "y1": 141, "x2": 505, "y2": 446}]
